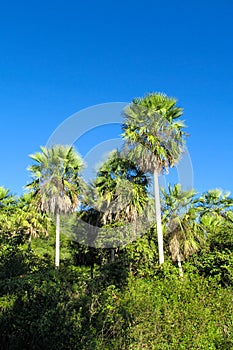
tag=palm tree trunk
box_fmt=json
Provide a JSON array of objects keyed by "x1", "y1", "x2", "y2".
[
  {"x1": 55, "y1": 212, "x2": 60, "y2": 269},
  {"x1": 153, "y1": 169, "x2": 164, "y2": 265},
  {"x1": 177, "y1": 253, "x2": 183, "y2": 277},
  {"x1": 110, "y1": 248, "x2": 115, "y2": 263}
]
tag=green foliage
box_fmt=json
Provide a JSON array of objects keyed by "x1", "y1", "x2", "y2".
[
  {"x1": 190, "y1": 211, "x2": 233, "y2": 287},
  {"x1": 0, "y1": 269, "x2": 86, "y2": 350},
  {"x1": 123, "y1": 274, "x2": 233, "y2": 349},
  {"x1": 195, "y1": 249, "x2": 233, "y2": 286},
  {"x1": 0, "y1": 132, "x2": 233, "y2": 349},
  {"x1": 0, "y1": 206, "x2": 233, "y2": 349},
  {"x1": 123, "y1": 229, "x2": 159, "y2": 277}
]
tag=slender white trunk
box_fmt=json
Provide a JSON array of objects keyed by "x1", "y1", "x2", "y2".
[
  {"x1": 55, "y1": 213, "x2": 60, "y2": 269},
  {"x1": 177, "y1": 253, "x2": 183, "y2": 277},
  {"x1": 153, "y1": 169, "x2": 164, "y2": 265}
]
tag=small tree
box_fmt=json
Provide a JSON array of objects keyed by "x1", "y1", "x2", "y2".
[{"x1": 162, "y1": 184, "x2": 204, "y2": 276}]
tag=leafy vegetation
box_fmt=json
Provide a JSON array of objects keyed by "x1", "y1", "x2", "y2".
[{"x1": 0, "y1": 93, "x2": 232, "y2": 349}]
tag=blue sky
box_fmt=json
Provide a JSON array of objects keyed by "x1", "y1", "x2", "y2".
[{"x1": 0, "y1": 0, "x2": 233, "y2": 196}]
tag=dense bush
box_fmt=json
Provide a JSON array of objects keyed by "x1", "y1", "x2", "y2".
[
  {"x1": 0, "y1": 187, "x2": 233, "y2": 349},
  {"x1": 0, "y1": 234, "x2": 232, "y2": 349},
  {"x1": 123, "y1": 273, "x2": 233, "y2": 349}
]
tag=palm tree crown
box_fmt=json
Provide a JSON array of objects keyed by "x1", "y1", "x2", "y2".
[
  {"x1": 94, "y1": 150, "x2": 150, "y2": 224},
  {"x1": 122, "y1": 92, "x2": 186, "y2": 174},
  {"x1": 28, "y1": 145, "x2": 84, "y2": 215}
]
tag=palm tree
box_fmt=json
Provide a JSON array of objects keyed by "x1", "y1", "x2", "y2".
[
  {"x1": 16, "y1": 193, "x2": 51, "y2": 248},
  {"x1": 94, "y1": 150, "x2": 149, "y2": 224},
  {"x1": 198, "y1": 189, "x2": 233, "y2": 222},
  {"x1": 0, "y1": 187, "x2": 17, "y2": 239},
  {"x1": 0, "y1": 187, "x2": 15, "y2": 208},
  {"x1": 161, "y1": 184, "x2": 204, "y2": 276},
  {"x1": 27, "y1": 145, "x2": 84, "y2": 268},
  {"x1": 0, "y1": 188, "x2": 50, "y2": 245},
  {"x1": 93, "y1": 150, "x2": 150, "y2": 261},
  {"x1": 122, "y1": 93, "x2": 186, "y2": 264},
  {"x1": 198, "y1": 189, "x2": 233, "y2": 251}
]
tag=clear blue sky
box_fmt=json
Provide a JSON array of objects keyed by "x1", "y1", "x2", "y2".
[{"x1": 0, "y1": 0, "x2": 233, "y2": 196}]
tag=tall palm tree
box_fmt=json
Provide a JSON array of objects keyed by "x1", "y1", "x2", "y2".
[
  {"x1": 122, "y1": 93, "x2": 186, "y2": 264},
  {"x1": 27, "y1": 145, "x2": 84, "y2": 268}
]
